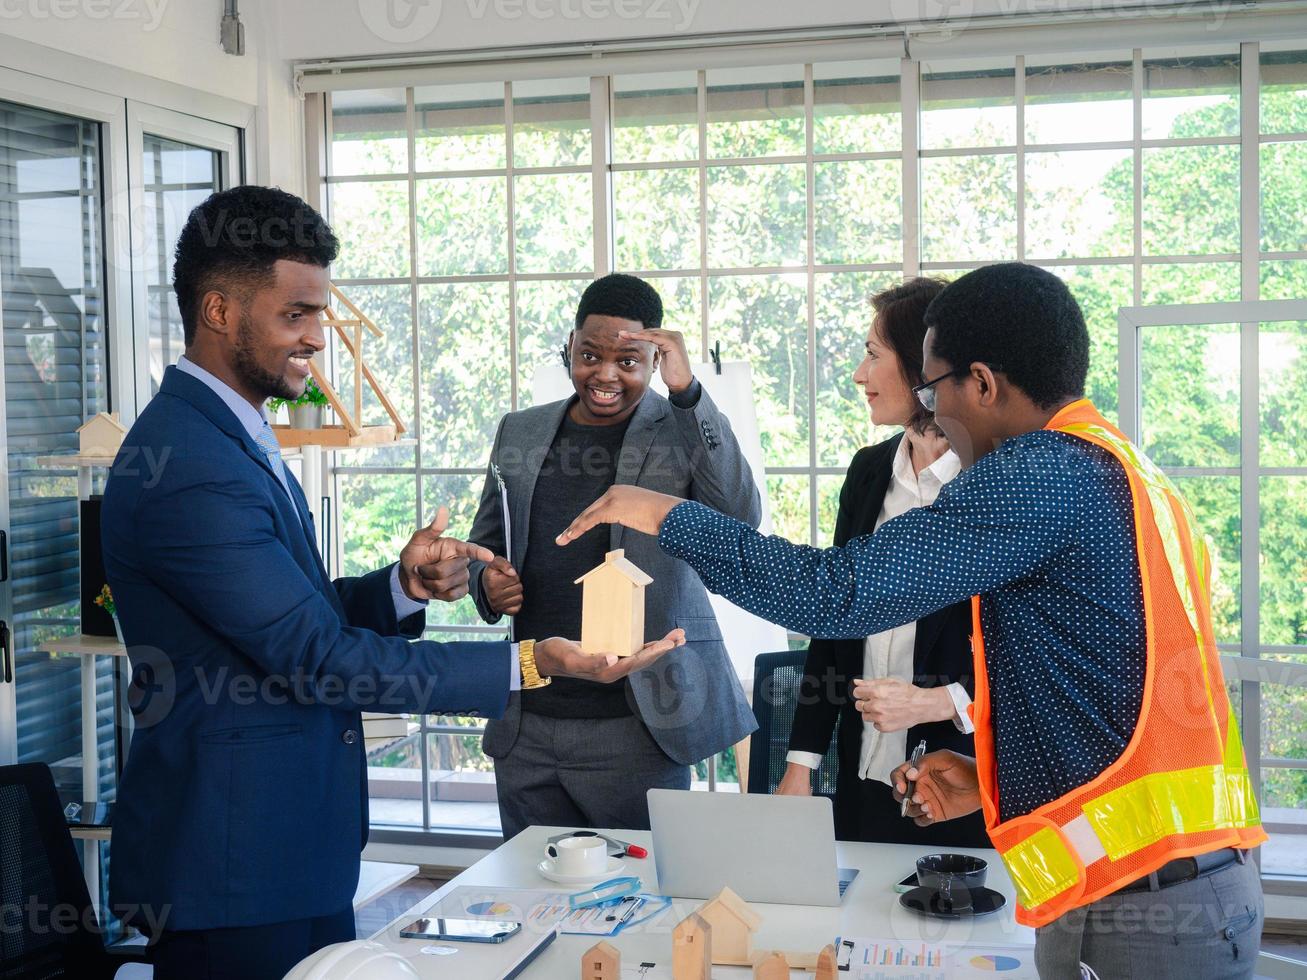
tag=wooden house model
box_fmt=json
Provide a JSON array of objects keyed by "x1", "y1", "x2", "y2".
[
  {"x1": 816, "y1": 943, "x2": 838, "y2": 980},
  {"x1": 697, "y1": 886, "x2": 762, "y2": 965},
  {"x1": 575, "y1": 548, "x2": 652, "y2": 657},
  {"x1": 672, "y1": 912, "x2": 712, "y2": 980},
  {"x1": 580, "y1": 939, "x2": 620, "y2": 980},
  {"x1": 77, "y1": 412, "x2": 126, "y2": 457}
]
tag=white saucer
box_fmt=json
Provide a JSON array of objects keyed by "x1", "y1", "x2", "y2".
[{"x1": 536, "y1": 856, "x2": 625, "y2": 885}]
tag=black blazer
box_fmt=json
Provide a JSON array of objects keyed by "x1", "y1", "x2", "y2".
[{"x1": 788, "y1": 434, "x2": 989, "y2": 847}]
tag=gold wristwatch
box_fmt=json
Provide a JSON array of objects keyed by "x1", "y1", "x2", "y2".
[{"x1": 518, "y1": 639, "x2": 551, "y2": 689}]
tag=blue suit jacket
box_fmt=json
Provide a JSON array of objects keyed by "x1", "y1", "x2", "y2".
[{"x1": 102, "y1": 366, "x2": 509, "y2": 931}]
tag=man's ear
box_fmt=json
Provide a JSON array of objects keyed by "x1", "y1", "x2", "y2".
[
  {"x1": 563, "y1": 331, "x2": 574, "y2": 369},
  {"x1": 971, "y1": 362, "x2": 1001, "y2": 406},
  {"x1": 199, "y1": 289, "x2": 235, "y2": 339}
]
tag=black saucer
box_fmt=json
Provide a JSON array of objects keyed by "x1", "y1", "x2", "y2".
[{"x1": 900, "y1": 884, "x2": 1007, "y2": 919}]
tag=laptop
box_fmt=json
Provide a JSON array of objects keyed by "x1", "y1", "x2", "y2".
[{"x1": 647, "y1": 789, "x2": 859, "y2": 906}]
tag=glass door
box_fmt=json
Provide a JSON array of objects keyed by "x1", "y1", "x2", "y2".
[
  {"x1": 0, "y1": 98, "x2": 112, "y2": 796},
  {"x1": 126, "y1": 103, "x2": 240, "y2": 405}
]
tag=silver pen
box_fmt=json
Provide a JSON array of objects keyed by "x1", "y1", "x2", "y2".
[{"x1": 901, "y1": 739, "x2": 927, "y2": 817}]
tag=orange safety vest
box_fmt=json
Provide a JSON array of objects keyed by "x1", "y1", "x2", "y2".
[{"x1": 969, "y1": 399, "x2": 1265, "y2": 928}]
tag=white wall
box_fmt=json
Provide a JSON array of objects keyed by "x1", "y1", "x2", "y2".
[
  {"x1": 0, "y1": 0, "x2": 259, "y2": 103},
  {"x1": 271, "y1": 0, "x2": 1195, "y2": 62}
]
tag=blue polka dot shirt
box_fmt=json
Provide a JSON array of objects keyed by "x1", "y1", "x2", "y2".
[{"x1": 660, "y1": 430, "x2": 1146, "y2": 824}]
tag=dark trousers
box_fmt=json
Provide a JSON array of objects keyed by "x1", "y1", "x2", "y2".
[
  {"x1": 834, "y1": 769, "x2": 990, "y2": 848},
  {"x1": 1034, "y1": 854, "x2": 1263, "y2": 979},
  {"x1": 492, "y1": 711, "x2": 690, "y2": 840},
  {"x1": 149, "y1": 906, "x2": 355, "y2": 980}
]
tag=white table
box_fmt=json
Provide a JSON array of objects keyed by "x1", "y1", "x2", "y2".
[
  {"x1": 355, "y1": 861, "x2": 420, "y2": 910},
  {"x1": 370, "y1": 826, "x2": 1035, "y2": 977}
]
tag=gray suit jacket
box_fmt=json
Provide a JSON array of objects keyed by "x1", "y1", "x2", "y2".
[{"x1": 466, "y1": 385, "x2": 761, "y2": 766}]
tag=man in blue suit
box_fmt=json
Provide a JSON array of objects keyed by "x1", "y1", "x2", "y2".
[{"x1": 101, "y1": 185, "x2": 682, "y2": 980}]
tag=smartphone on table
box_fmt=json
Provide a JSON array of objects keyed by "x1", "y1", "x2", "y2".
[{"x1": 398, "y1": 917, "x2": 522, "y2": 943}]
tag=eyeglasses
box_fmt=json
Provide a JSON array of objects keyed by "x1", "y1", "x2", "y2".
[{"x1": 912, "y1": 364, "x2": 1002, "y2": 412}]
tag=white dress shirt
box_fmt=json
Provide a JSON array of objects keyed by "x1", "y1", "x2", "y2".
[{"x1": 787, "y1": 435, "x2": 972, "y2": 786}]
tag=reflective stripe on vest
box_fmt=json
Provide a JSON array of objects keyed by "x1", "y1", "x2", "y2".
[{"x1": 972, "y1": 400, "x2": 1266, "y2": 927}]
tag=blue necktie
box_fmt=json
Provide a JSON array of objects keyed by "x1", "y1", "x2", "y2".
[{"x1": 253, "y1": 420, "x2": 287, "y2": 486}]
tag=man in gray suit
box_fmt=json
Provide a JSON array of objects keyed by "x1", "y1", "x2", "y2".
[{"x1": 466, "y1": 274, "x2": 761, "y2": 838}]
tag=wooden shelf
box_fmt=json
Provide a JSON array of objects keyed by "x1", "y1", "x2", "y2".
[
  {"x1": 39, "y1": 634, "x2": 128, "y2": 658},
  {"x1": 271, "y1": 424, "x2": 398, "y2": 450},
  {"x1": 35, "y1": 454, "x2": 118, "y2": 468}
]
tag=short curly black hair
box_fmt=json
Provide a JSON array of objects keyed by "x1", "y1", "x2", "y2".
[
  {"x1": 173, "y1": 185, "x2": 339, "y2": 345},
  {"x1": 923, "y1": 263, "x2": 1089, "y2": 410},
  {"x1": 574, "y1": 273, "x2": 663, "y2": 331}
]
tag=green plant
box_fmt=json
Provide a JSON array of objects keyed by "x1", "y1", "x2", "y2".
[{"x1": 268, "y1": 376, "x2": 329, "y2": 414}]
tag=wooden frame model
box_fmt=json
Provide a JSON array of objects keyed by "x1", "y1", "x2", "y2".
[{"x1": 273, "y1": 282, "x2": 407, "y2": 449}]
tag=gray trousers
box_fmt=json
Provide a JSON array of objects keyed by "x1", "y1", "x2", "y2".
[
  {"x1": 1034, "y1": 854, "x2": 1263, "y2": 979},
  {"x1": 492, "y1": 711, "x2": 691, "y2": 840}
]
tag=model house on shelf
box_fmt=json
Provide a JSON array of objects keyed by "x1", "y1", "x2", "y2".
[
  {"x1": 77, "y1": 412, "x2": 126, "y2": 459},
  {"x1": 696, "y1": 886, "x2": 762, "y2": 966},
  {"x1": 580, "y1": 940, "x2": 619, "y2": 980},
  {"x1": 575, "y1": 548, "x2": 652, "y2": 657},
  {"x1": 672, "y1": 912, "x2": 712, "y2": 980},
  {"x1": 272, "y1": 282, "x2": 407, "y2": 450}
]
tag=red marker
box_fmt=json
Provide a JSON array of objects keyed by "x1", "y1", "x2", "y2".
[{"x1": 624, "y1": 843, "x2": 648, "y2": 859}]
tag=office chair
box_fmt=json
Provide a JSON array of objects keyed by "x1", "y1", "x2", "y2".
[
  {"x1": 0, "y1": 763, "x2": 151, "y2": 979},
  {"x1": 746, "y1": 650, "x2": 839, "y2": 797}
]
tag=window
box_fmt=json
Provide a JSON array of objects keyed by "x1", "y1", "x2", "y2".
[
  {"x1": 313, "y1": 43, "x2": 1307, "y2": 855},
  {"x1": 326, "y1": 81, "x2": 597, "y2": 833},
  {"x1": 1122, "y1": 301, "x2": 1307, "y2": 880}
]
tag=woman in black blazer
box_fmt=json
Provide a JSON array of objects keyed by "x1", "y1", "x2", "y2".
[{"x1": 775, "y1": 278, "x2": 989, "y2": 848}]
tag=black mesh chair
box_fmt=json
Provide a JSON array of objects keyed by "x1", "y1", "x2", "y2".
[
  {"x1": 0, "y1": 763, "x2": 151, "y2": 979},
  {"x1": 746, "y1": 650, "x2": 839, "y2": 797}
]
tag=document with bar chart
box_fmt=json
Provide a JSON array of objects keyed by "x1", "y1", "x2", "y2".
[{"x1": 836, "y1": 938, "x2": 1037, "y2": 980}]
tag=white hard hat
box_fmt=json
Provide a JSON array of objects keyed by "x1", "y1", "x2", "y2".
[{"x1": 283, "y1": 940, "x2": 421, "y2": 980}]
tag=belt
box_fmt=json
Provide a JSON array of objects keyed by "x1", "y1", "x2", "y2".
[{"x1": 1114, "y1": 848, "x2": 1246, "y2": 895}]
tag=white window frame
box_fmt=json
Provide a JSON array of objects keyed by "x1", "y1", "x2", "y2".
[
  {"x1": 1119, "y1": 297, "x2": 1307, "y2": 892},
  {"x1": 305, "y1": 40, "x2": 1307, "y2": 859},
  {"x1": 125, "y1": 102, "x2": 243, "y2": 407}
]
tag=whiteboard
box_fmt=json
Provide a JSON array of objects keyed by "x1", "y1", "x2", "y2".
[{"x1": 531, "y1": 360, "x2": 790, "y2": 682}]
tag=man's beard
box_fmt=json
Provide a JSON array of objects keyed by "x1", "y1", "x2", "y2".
[{"x1": 232, "y1": 313, "x2": 298, "y2": 402}]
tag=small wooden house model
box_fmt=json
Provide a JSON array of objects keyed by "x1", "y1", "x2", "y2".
[
  {"x1": 575, "y1": 548, "x2": 652, "y2": 657},
  {"x1": 752, "y1": 951, "x2": 789, "y2": 980},
  {"x1": 77, "y1": 412, "x2": 126, "y2": 458},
  {"x1": 672, "y1": 912, "x2": 712, "y2": 980},
  {"x1": 697, "y1": 886, "x2": 762, "y2": 966},
  {"x1": 580, "y1": 939, "x2": 620, "y2": 980},
  {"x1": 816, "y1": 943, "x2": 838, "y2": 980}
]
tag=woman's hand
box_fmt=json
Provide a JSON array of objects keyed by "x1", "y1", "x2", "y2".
[
  {"x1": 890, "y1": 750, "x2": 982, "y2": 826},
  {"x1": 554, "y1": 485, "x2": 686, "y2": 545},
  {"x1": 852, "y1": 678, "x2": 955, "y2": 732},
  {"x1": 775, "y1": 762, "x2": 814, "y2": 796}
]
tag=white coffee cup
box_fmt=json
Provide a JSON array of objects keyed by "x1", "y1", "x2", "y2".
[{"x1": 545, "y1": 836, "x2": 607, "y2": 876}]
